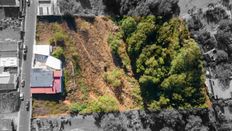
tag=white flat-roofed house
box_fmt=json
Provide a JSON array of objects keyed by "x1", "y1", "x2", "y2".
[
  {"x1": 37, "y1": 0, "x2": 60, "y2": 16},
  {"x1": 0, "y1": 41, "x2": 19, "y2": 91},
  {"x1": 0, "y1": 57, "x2": 18, "y2": 67},
  {"x1": 46, "y1": 56, "x2": 61, "y2": 70},
  {"x1": 33, "y1": 44, "x2": 62, "y2": 70}
]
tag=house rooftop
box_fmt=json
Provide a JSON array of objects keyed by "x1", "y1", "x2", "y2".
[
  {"x1": 31, "y1": 70, "x2": 63, "y2": 94},
  {"x1": 31, "y1": 68, "x2": 53, "y2": 87},
  {"x1": 33, "y1": 45, "x2": 51, "y2": 56},
  {"x1": 0, "y1": 57, "x2": 18, "y2": 67},
  {"x1": 46, "y1": 56, "x2": 62, "y2": 70},
  {"x1": 0, "y1": 41, "x2": 18, "y2": 57},
  {"x1": 0, "y1": 41, "x2": 18, "y2": 52},
  {"x1": 0, "y1": 72, "x2": 17, "y2": 91},
  {"x1": 0, "y1": 119, "x2": 14, "y2": 131},
  {"x1": 0, "y1": 0, "x2": 16, "y2": 6}
]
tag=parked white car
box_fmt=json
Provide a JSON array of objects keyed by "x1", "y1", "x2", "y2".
[{"x1": 20, "y1": 93, "x2": 24, "y2": 101}]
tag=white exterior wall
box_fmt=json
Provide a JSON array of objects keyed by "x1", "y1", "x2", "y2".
[
  {"x1": 37, "y1": 0, "x2": 60, "y2": 16},
  {"x1": 37, "y1": 4, "x2": 52, "y2": 15}
]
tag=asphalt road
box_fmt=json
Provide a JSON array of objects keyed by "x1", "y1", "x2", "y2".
[{"x1": 18, "y1": 0, "x2": 37, "y2": 131}]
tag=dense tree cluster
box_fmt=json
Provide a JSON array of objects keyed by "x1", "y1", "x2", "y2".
[
  {"x1": 58, "y1": 0, "x2": 81, "y2": 14},
  {"x1": 98, "y1": 109, "x2": 217, "y2": 131},
  {"x1": 215, "y1": 20, "x2": 232, "y2": 55},
  {"x1": 110, "y1": 16, "x2": 207, "y2": 110},
  {"x1": 103, "y1": 0, "x2": 180, "y2": 18},
  {"x1": 58, "y1": 0, "x2": 180, "y2": 18},
  {"x1": 204, "y1": 7, "x2": 229, "y2": 24}
]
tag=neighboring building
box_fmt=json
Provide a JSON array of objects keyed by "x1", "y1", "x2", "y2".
[
  {"x1": 0, "y1": 0, "x2": 20, "y2": 19},
  {"x1": 203, "y1": 48, "x2": 217, "y2": 63},
  {"x1": 0, "y1": 0, "x2": 19, "y2": 7},
  {"x1": 37, "y1": 0, "x2": 60, "y2": 16},
  {"x1": 0, "y1": 119, "x2": 15, "y2": 131},
  {"x1": 223, "y1": 104, "x2": 232, "y2": 120},
  {"x1": 0, "y1": 41, "x2": 19, "y2": 91},
  {"x1": 206, "y1": 78, "x2": 226, "y2": 99},
  {"x1": 205, "y1": 67, "x2": 232, "y2": 100},
  {"x1": 31, "y1": 44, "x2": 63, "y2": 94}
]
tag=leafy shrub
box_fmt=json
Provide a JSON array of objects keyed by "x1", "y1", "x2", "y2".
[
  {"x1": 108, "y1": 32, "x2": 122, "y2": 54},
  {"x1": 78, "y1": 80, "x2": 90, "y2": 101},
  {"x1": 51, "y1": 23, "x2": 63, "y2": 33},
  {"x1": 52, "y1": 47, "x2": 64, "y2": 59},
  {"x1": 84, "y1": 95, "x2": 119, "y2": 113},
  {"x1": 104, "y1": 68, "x2": 123, "y2": 88},
  {"x1": 71, "y1": 53, "x2": 81, "y2": 75},
  {"x1": 49, "y1": 32, "x2": 67, "y2": 46},
  {"x1": 69, "y1": 102, "x2": 87, "y2": 113}
]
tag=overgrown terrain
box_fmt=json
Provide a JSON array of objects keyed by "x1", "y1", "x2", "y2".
[
  {"x1": 33, "y1": 15, "x2": 209, "y2": 117},
  {"x1": 30, "y1": 0, "x2": 232, "y2": 130},
  {"x1": 33, "y1": 16, "x2": 142, "y2": 117}
]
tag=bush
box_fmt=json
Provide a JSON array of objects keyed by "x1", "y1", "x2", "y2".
[
  {"x1": 69, "y1": 102, "x2": 87, "y2": 113},
  {"x1": 108, "y1": 32, "x2": 122, "y2": 54},
  {"x1": 104, "y1": 68, "x2": 123, "y2": 88},
  {"x1": 49, "y1": 32, "x2": 67, "y2": 46},
  {"x1": 54, "y1": 32, "x2": 66, "y2": 46},
  {"x1": 120, "y1": 17, "x2": 137, "y2": 37},
  {"x1": 52, "y1": 47, "x2": 64, "y2": 59},
  {"x1": 84, "y1": 95, "x2": 119, "y2": 113}
]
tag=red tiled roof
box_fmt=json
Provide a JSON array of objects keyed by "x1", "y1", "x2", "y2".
[
  {"x1": 54, "y1": 70, "x2": 62, "y2": 77},
  {"x1": 31, "y1": 87, "x2": 56, "y2": 94}
]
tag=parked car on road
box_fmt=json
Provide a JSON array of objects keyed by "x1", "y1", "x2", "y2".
[
  {"x1": 21, "y1": 80, "x2": 25, "y2": 87},
  {"x1": 26, "y1": 101, "x2": 30, "y2": 111},
  {"x1": 26, "y1": 0, "x2": 30, "y2": 6},
  {"x1": 20, "y1": 93, "x2": 24, "y2": 101},
  {"x1": 23, "y1": 45, "x2": 27, "y2": 60},
  {"x1": 23, "y1": 44, "x2": 27, "y2": 53}
]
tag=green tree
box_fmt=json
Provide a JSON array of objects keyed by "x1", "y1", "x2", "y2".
[
  {"x1": 126, "y1": 16, "x2": 156, "y2": 57},
  {"x1": 120, "y1": 17, "x2": 137, "y2": 37},
  {"x1": 109, "y1": 17, "x2": 207, "y2": 110}
]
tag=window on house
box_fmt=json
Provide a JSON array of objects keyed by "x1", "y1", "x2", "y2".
[
  {"x1": 47, "y1": 7, "x2": 49, "y2": 15},
  {"x1": 39, "y1": 7, "x2": 43, "y2": 15}
]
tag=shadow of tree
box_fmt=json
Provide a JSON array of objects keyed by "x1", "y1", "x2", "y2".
[{"x1": 63, "y1": 13, "x2": 77, "y2": 32}]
